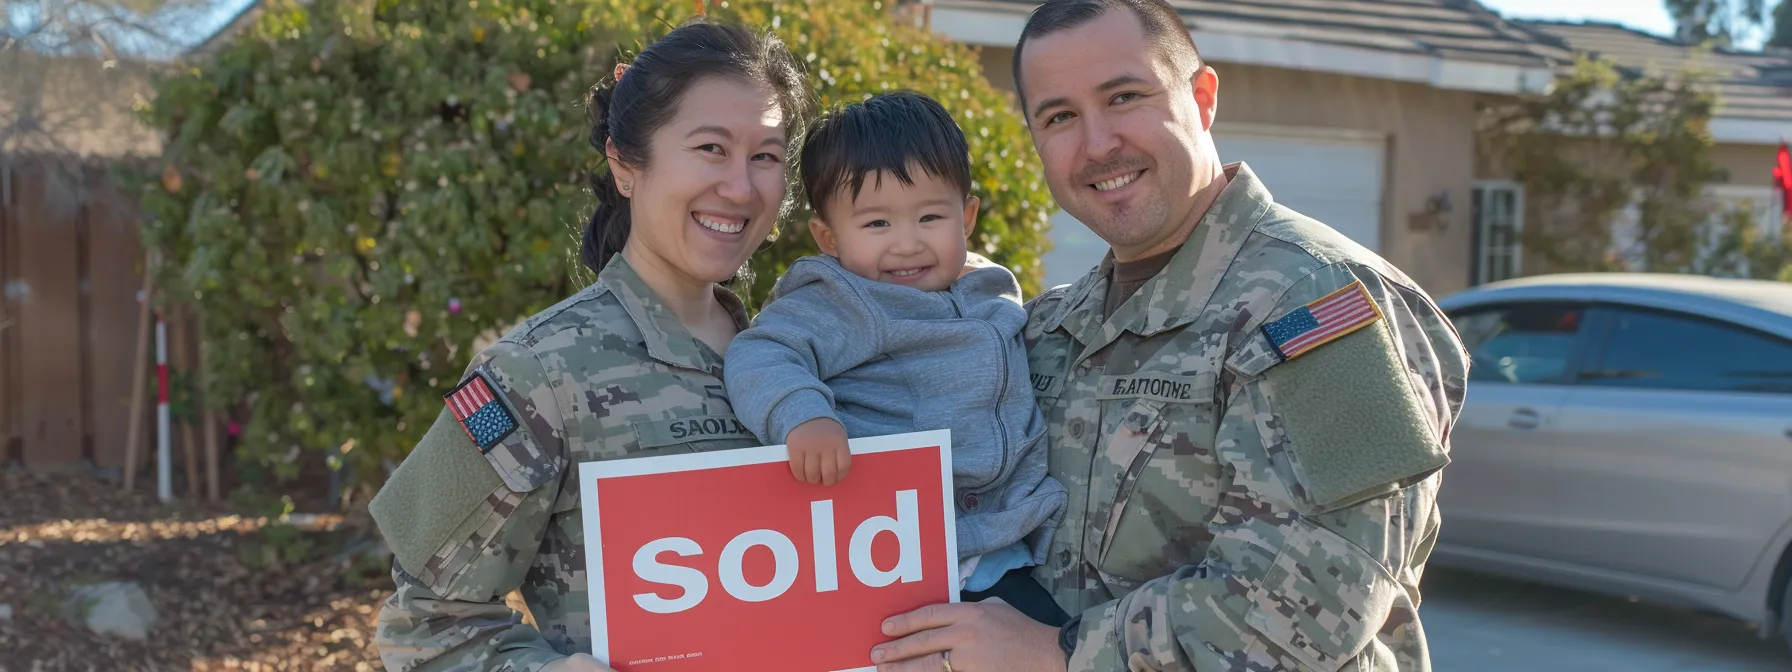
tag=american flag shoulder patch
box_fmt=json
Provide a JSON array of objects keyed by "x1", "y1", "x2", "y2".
[
  {"x1": 1262, "y1": 280, "x2": 1385, "y2": 361},
  {"x1": 444, "y1": 371, "x2": 519, "y2": 454}
]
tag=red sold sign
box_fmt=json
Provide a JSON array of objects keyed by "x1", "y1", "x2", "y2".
[{"x1": 579, "y1": 430, "x2": 959, "y2": 671}]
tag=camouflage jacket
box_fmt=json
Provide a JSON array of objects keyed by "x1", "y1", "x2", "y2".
[
  {"x1": 1025, "y1": 163, "x2": 1470, "y2": 671},
  {"x1": 368, "y1": 256, "x2": 759, "y2": 672}
]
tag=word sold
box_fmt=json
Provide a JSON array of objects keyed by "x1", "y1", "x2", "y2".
[{"x1": 630, "y1": 490, "x2": 923, "y2": 613}]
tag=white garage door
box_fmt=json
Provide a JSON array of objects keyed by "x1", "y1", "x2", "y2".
[
  {"x1": 1213, "y1": 129, "x2": 1386, "y2": 252},
  {"x1": 1038, "y1": 126, "x2": 1386, "y2": 290}
]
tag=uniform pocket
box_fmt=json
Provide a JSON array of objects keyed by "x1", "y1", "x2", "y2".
[
  {"x1": 1094, "y1": 390, "x2": 1225, "y2": 586},
  {"x1": 1243, "y1": 518, "x2": 1401, "y2": 672},
  {"x1": 1095, "y1": 399, "x2": 1167, "y2": 565}
]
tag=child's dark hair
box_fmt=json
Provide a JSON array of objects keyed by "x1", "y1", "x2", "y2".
[
  {"x1": 799, "y1": 91, "x2": 972, "y2": 219},
  {"x1": 582, "y1": 17, "x2": 813, "y2": 274}
]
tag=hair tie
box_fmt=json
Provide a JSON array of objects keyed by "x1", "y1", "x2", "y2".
[{"x1": 614, "y1": 62, "x2": 630, "y2": 82}]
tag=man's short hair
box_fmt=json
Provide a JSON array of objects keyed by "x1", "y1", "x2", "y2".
[
  {"x1": 799, "y1": 91, "x2": 972, "y2": 219},
  {"x1": 1011, "y1": 0, "x2": 1203, "y2": 112}
]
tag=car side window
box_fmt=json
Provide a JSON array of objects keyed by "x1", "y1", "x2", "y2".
[
  {"x1": 1583, "y1": 308, "x2": 1792, "y2": 394},
  {"x1": 1449, "y1": 303, "x2": 1587, "y2": 384}
]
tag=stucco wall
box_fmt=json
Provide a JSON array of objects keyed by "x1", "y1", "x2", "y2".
[{"x1": 1711, "y1": 142, "x2": 1782, "y2": 190}]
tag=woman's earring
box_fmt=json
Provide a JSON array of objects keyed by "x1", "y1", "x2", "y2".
[{"x1": 620, "y1": 183, "x2": 631, "y2": 193}]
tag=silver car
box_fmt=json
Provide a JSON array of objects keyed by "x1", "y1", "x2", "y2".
[{"x1": 1432, "y1": 272, "x2": 1792, "y2": 647}]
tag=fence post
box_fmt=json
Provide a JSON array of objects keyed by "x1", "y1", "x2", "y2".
[
  {"x1": 201, "y1": 310, "x2": 220, "y2": 501},
  {"x1": 155, "y1": 307, "x2": 170, "y2": 503},
  {"x1": 122, "y1": 260, "x2": 153, "y2": 491}
]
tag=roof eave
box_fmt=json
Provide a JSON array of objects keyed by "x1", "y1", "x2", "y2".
[
  {"x1": 930, "y1": 3, "x2": 1556, "y2": 96},
  {"x1": 1709, "y1": 116, "x2": 1790, "y2": 145}
]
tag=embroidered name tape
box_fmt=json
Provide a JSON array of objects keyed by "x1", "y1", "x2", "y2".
[
  {"x1": 1262, "y1": 281, "x2": 1384, "y2": 361},
  {"x1": 444, "y1": 372, "x2": 519, "y2": 454},
  {"x1": 1096, "y1": 373, "x2": 1210, "y2": 403},
  {"x1": 635, "y1": 414, "x2": 756, "y2": 449}
]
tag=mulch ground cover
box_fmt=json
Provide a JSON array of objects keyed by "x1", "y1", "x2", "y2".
[{"x1": 1, "y1": 471, "x2": 390, "y2": 671}]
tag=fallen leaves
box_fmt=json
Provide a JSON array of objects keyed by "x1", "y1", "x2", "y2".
[{"x1": 0, "y1": 472, "x2": 389, "y2": 670}]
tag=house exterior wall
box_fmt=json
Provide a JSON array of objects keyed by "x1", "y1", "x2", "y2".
[
  {"x1": 974, "y1": 46, "x2": 1484, "y2": 297},
  {"x1": 1712, "y1": 142, "x2": 1782, "y2": 191},
  {"x1": 0, "y1": 50, "x2": 162, "y2": 161}
]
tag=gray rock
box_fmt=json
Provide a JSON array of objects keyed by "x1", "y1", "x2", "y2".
[
  {"x1": 0, "y1": 603, "x2": 11, "y2": 620},
  {"x1": 64, "y1": 582, "x2": 157, "y2": 640}
]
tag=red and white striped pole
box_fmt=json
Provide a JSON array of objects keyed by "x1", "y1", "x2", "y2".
[{"x1": 155, "y1": 309, "x2": 172, "y2": 502}]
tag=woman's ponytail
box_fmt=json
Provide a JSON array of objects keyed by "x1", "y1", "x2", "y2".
[{"x1": 581, "y1": 79, "x2": 631, "y2": 274}]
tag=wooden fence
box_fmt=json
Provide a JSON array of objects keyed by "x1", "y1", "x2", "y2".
[{"x1": 2, "y1": 158, "x2": 217, "y2": 492}]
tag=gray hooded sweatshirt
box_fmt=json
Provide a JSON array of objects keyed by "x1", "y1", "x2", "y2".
[{"x1": 723, "y1": 255, "x2": 1066, "y2": 564}]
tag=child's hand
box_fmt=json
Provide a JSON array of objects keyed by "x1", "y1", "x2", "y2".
[{"x1": 786, "y1": 418, "x2": 851, "y2": 486}]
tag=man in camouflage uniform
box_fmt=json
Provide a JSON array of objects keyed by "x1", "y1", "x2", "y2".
[
  {"x1": 369, "y1": 257, "x2": 761, "y2": 671},
  {"x1": 870, "y1": 1, "x2": 1468, "y2": 670}
]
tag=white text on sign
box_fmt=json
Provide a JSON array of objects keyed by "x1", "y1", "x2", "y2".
[{"x1": 630, "y1": 490, "x2": 923, "y2": 613}]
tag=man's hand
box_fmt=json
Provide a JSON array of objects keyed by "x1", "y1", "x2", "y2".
[
  {"x1": 786, "y1": 417, "x2": 851, "y2": 486},
  {"x1": 869, "y1": 599, "x2": 1068, "y2": 672},
  {"x1": 540, "y1": 653, "x2": 617, "y2": 672}
]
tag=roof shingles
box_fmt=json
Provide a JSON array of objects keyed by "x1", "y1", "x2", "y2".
[
  {"x1": 1515, "y1": 20, "x2": 1792, "y2": 122},
  {"x1": 944, "y1": 0, "x2": 1555, "y2": 67}
]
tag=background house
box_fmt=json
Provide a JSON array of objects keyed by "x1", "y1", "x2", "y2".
[
  {"x1": 916, "y1": 0, "x2": 1792, "y2": 294},
  {"x1": 1509, "y1": 19, "x2": 1792, "y2": 273},
  {"x1": 922, "y1": 0, "x2": 1559, "y2": 294}
]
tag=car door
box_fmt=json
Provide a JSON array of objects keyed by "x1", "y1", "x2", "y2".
[
  {"x1": 1438, "y1": 301, "x2": 1593, "y2": 559},
  {"x1": 1548, "y1": 305, "x2": 1792, "y2": 590}
]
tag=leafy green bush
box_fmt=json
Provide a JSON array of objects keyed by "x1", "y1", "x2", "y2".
[{"x1": 128, "y1": 0, "x2": 1054, "y2": 505}]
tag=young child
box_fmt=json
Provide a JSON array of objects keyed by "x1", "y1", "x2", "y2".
[{"x1": 722, "y1": 91, "x2": 1068, "y2": 625}]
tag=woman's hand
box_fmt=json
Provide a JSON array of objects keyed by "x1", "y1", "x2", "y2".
[
  {"x1": 786, "y1": 417, "x2": 852, "y2": 486},
  {"x1": 541, "y1": 653, "x2": 618, "y2": 672}
]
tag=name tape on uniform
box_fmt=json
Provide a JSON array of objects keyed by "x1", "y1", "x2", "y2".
[
  {"x1": 1095, "y1": 373, "x2": 1210, "y2": 404},
  {"x1": 634, "y1": 415, "x2": 756, "y2": 449}
]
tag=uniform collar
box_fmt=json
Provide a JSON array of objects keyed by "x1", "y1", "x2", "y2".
[
  {"x1": 597, "y1": 254, "x2": 749, "y2": 374},
  {"x1": 1040, "y1": 162, "x2": 1275, "y2": 351}
]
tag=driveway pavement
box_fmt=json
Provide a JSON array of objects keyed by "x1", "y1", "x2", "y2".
[{"x1": 1423, "y1": 568, "x2": 1792, "y2": 671}]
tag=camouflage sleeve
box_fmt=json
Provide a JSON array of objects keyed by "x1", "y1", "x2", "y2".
[
  {"x1": 1066, "y1": 262, "x2": 1465, "y2": 671},
  {"x1": 371, "y1": 341, "x2": 572, "y2": 672}
]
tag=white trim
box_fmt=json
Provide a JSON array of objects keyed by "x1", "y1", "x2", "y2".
[
  {"x1": 1709, "y1": 117, "x2": 1791, "y2": 146},
  {"x1": 930, "y1": 4, "x2": 1555, "y2": 95},
  {"x1": 1709, "y1": 184, "x2": 1778, "y2": 201},
  {"x1": 1213, "y1": 121, "x2": 1388, "y2": 144},
  {"x1": 932, "y1": 5, "x2": 1029, "y2": 48}
]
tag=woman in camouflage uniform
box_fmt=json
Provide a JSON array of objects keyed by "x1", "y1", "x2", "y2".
[{"x1": 367, "y1": 18, "x2": 813, "y2": 672}]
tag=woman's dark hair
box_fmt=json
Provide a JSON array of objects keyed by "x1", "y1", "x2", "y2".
[{"x1": 582, "y1": 17, "x2": 813, "y2": 274}]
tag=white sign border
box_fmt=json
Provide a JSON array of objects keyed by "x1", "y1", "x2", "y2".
[{"x1": 579, "y1": 429, "x2": 958, "y2": 672}]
